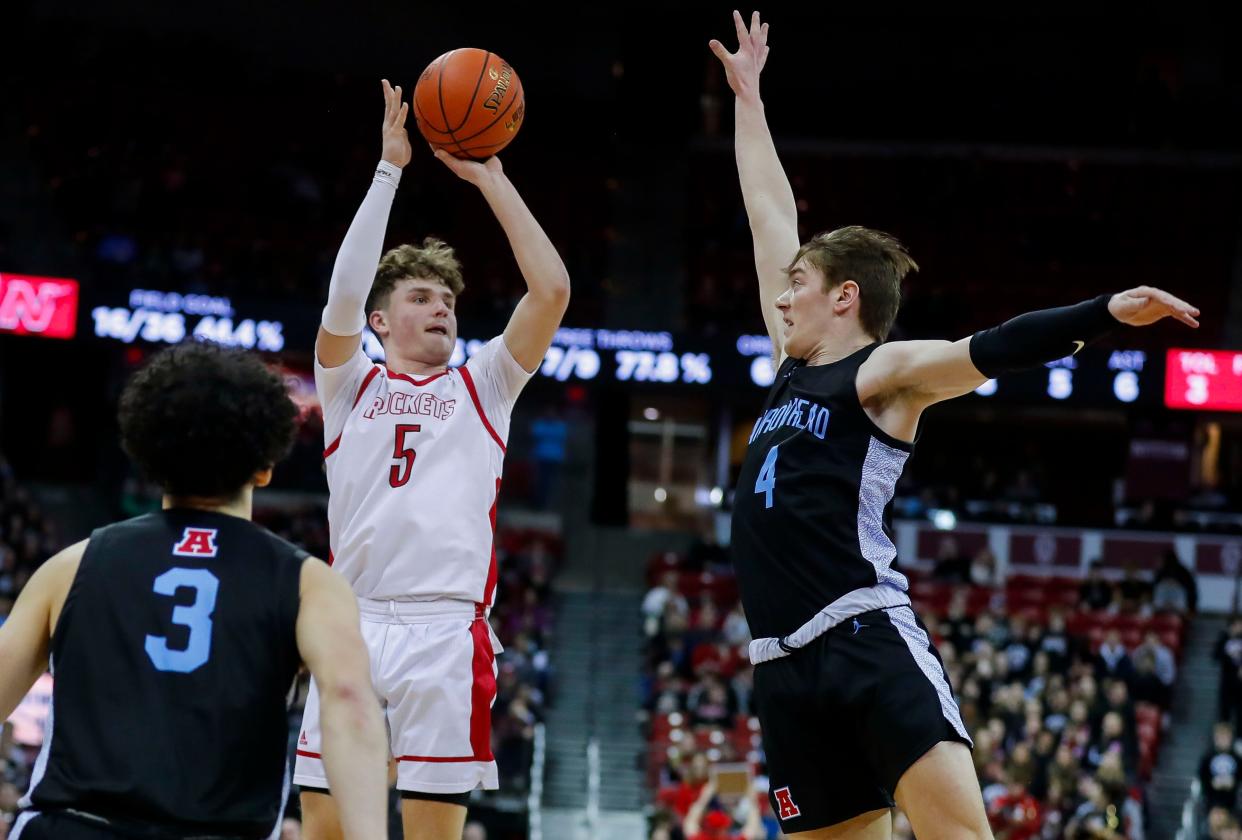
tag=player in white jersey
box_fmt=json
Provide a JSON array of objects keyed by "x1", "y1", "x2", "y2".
[{"x1": 294, "y1": 80, "x2": 570, "y2": 840}]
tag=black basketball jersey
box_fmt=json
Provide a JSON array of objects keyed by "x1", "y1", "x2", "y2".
[
  {"x1": 26, "y1": 508, "x2": 307, "y2": 838},
  {"x1": 731, "y1": 345, "x2": 914, "y2": 640}
]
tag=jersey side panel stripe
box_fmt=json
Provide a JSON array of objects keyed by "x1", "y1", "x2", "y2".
[
  {"x1": 483, "y1": 478, "x2": 501, "y2": 606},
  {"x1": 856, "y1": 436, "x2": 910, "y2": 589},
  {"x1": 16, "y1": 692, "x2": 53, "y2": 809},
  {"x1": 457, "y1": 366, "x2": 506, "y2": 453},
  {"x1": 323, "y1": 365, "x2": 382, "y2": 459}
]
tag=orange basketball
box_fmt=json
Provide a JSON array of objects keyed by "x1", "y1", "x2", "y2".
[{"x1": 413, "y1": 48, "x2": 525, "y2": 160}]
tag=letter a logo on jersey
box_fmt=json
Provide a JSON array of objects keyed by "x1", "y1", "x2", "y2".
[
  {"x1": 774, "y1": 786, "x2": 801, "y2": 820},
  {"x1": 173, "y1": 528, "x2": 219, "y2": 558}
]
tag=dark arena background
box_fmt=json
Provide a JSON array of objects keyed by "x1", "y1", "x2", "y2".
[{"x1": 3, "y1": 2, "x2": 1242, "y2": 838}]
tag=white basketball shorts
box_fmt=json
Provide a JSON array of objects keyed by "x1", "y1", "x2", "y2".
[{"x1": 293, "y1": 598, "x2": 502, "y2": 794}]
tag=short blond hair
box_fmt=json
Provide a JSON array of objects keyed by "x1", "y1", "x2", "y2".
[
  {"x1": 366, "y1": 237, "x2": 465, "y2": 314},
  {"x1": 786, "y1": 226, "x2": 918, "y2": 341}
]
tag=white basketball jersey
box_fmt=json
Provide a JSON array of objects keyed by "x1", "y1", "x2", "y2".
[{"x1": 315, "y1": 336, "x2": 531, "y2": 603}]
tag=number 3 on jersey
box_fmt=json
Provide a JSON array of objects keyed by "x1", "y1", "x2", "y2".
[
  {"x1": 390, "y1": 424, "x2": 421, "y2": 488},
  {"x1": 145, "y1": 568, "x2": 219, "y2": 673},
  {"x1": 755, "y1": 445, "x2": 779, "y2": 509}
]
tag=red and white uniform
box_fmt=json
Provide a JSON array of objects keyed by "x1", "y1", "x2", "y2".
[
  {"x1": 294, "y1": 336, "x2": 531, "y2": 793},
  {"x1": 317, "y1": 336, "x2": 526, "y2": 603}
]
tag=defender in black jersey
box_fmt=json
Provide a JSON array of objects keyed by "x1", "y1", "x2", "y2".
[
  {"x1": 0, "y1": 343, "x2": 388, "y2": 840},
  {"x1": 712, "y1": 11, "x2": 1201, "y2": 838}
]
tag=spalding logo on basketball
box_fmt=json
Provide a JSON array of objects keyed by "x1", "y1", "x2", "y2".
[{"x1": 413, "y1": 48, "x2": 525, "y2": 160}]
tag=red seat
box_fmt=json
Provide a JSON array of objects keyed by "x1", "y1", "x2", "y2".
[
  {"x1": 1066, "y1": 613, "x2": 1091, "y2": 635},
  {"x1": 1135, "y1": 703, "x2": 1161, "y2": 727},
  {"x1": 1051, "y1": 589, "x2": 1081, "y2": 607},
  {"x1": 910, "y1": 580, "x2": 946, "y2": 600},
  {"x1": 1151, "y1": 613, "x2": 1183, "y2": 631},
  {"x1": 701, "y1": 573, "x2": 739, "y2": 607},
  {"x1": 678, "y1": 571, "x2": 705, "y2": 599},
  {"x1": 1090, "y1": 613, "x2": 1122, "y2": 630},
  {"x1": 1008, "y1": 589, "x2": 1048, "y2": 608},
  {"x1": 1014, "y1": 606, "x2": 1046, "y2": 625},
  {"x1": 648, "y1": 550, "x2": 683, "y2": 584}
]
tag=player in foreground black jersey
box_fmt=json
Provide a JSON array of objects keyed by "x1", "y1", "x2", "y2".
[
  {"x1": 0, "y1": 342, "x2": 388, "y2": 840},
  {"x1": 712, "y1": 10, "x2": 1200, "y2": 839}
]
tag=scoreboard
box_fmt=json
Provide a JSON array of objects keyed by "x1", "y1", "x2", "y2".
[
  {"x1": 7, "y1": 277, "x2": 1238, "y2": 413},
  {"x1": 1165, "y1": 349, "x2": 1242, "y2": 412}
]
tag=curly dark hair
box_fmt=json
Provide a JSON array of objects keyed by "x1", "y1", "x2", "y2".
[{"x1": 118, "y1": 341, "x2": 298, "y2": 499}]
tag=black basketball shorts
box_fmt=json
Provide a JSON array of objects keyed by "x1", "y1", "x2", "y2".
[{"x1": 751, "y1": 605, "x2": 973, "y2": 834}]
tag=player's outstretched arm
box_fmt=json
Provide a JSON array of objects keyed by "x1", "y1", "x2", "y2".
[
  {"x1": 296, "y1": 559, "x2": 388, "y2": 840},
  {"x1": 318, "y1": 79, "x2": 412, "y2": 369},
  {"x1": 860, "y1": 286, "x2": 1201, "y2": 408},
  {"x1": 0, "y1": 540, "x2": 84, "y2": 719},
  {"x1": 434, "y1": 151, "x2": 570, "y2": 372},
  {"x1": 710, "y1": 10, "x2": 800, "y2": 365}
]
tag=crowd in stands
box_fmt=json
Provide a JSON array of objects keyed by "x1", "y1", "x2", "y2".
[
  {"x1": 641, "y1": 539, "x2": 1197, "y2": 839},
  {"x1": 883, "y1": 420, "x2": 1242, "y2": 533},
  {"x1": 0, "y1": 455, "x2": 59, "y2": 616},
  {"x1": 0, "y1": 453, "x2": 62, "y2": 837},
  {"x1": 1202, "y1": 619, "x2": 1242, "y2": 839}
]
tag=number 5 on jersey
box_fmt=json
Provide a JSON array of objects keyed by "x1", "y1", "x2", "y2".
[
  {"x1": 390, "y1": 424, "x2": 421, "y2": 488},
  {"x1": 755, "y1": 445, "x2": 779, "y2": 509}
]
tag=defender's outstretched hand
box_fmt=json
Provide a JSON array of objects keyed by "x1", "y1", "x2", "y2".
[
  {"x1": 381, "y1": 79, "x2": 411, "y2": 168},
  {"x1": 709, "y1": 10, "x2": 770, "y2": 102},
  {"x1": 1109, "y1": 286, "x2": 1200, "y2": 328}
]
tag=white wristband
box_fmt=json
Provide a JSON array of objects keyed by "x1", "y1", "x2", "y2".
[{"x1": 374, "y1": 159, "x2": 402, "y2": 189}]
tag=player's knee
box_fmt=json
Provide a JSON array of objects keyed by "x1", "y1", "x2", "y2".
[
  {"x1": 914, "y1": 815, "x2": 993, "y2": 840},
  {"x1": 400, "y1": 795, "x2": 468, "y2": 840}
]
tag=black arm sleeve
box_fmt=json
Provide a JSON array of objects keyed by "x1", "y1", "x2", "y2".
[{"x1": 968, "y1": 294, "x2": 1116, "y2": 379}]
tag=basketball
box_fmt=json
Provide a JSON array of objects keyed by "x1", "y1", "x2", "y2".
[{"x1": 413, "y1": 48, "x2": 525, "y2": 160}]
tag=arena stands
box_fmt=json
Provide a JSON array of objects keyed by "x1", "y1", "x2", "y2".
[
  {"x1": 0, "y1": 453, "x2": 62, "y2": 830},
  {"x1": 641, "y1": 547, "x2": 1192, "y2": 839}
]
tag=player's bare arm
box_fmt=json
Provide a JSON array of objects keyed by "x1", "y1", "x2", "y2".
[
  {"x1": 296, "y1": 557, "x2": 388, "y2": 840},
  {"x1": 434, "y1": 150, "x2": 570, "y2": 372},
  {"x1": 0, "y1": 540, "x2": 84, "y2": 719},
  {"x1": 318, "y1": 79, "x2": 412, "y2": 369},
  {"x1": 711, "y1": 10, "x2": 800, "y2": 366},
  {"x1": 857, "y1": 285, "x2": 1201, "y2": 439}
]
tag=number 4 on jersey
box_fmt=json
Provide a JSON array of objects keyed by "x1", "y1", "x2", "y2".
[{"x1": 755, "y1": 445, "x2": 779, "y2": 509}]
